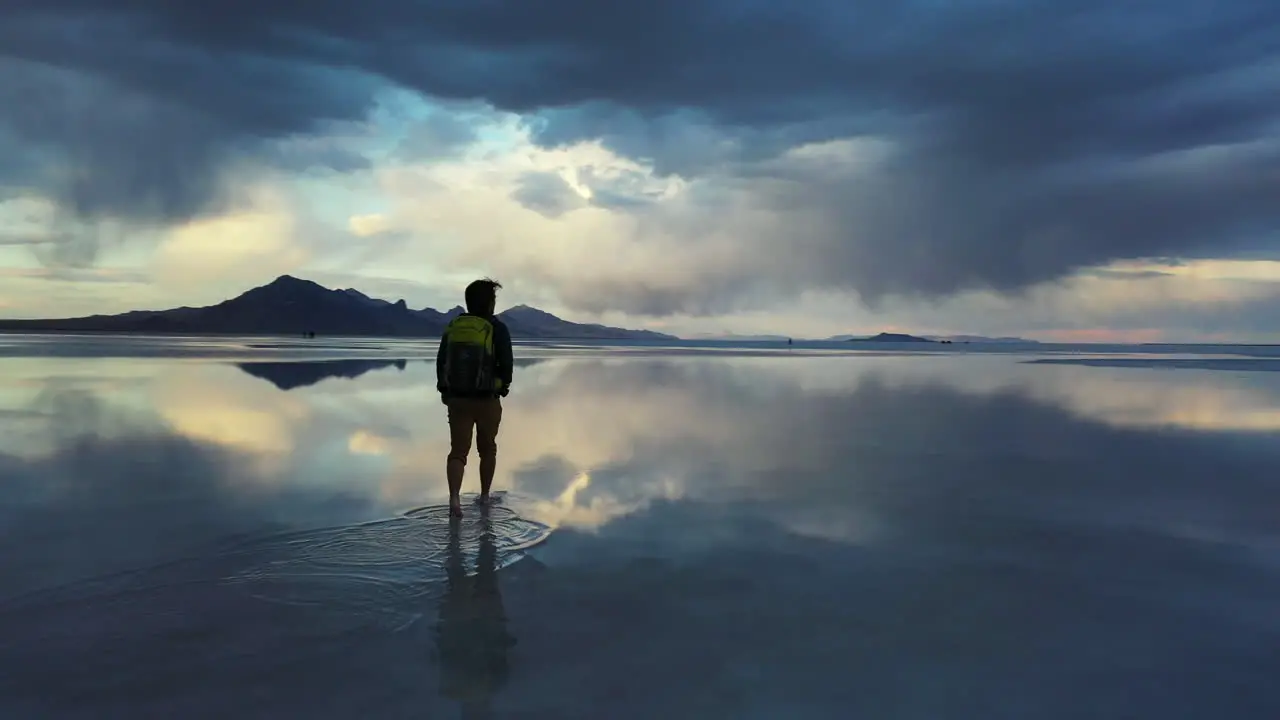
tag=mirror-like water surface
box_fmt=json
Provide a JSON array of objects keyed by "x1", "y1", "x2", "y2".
[{"x1": 1, "y1": 337, "x2": 1278, "y2": 718}]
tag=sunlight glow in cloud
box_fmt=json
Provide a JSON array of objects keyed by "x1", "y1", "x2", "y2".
[{"x1": 151, "y1": 185, "x2": 310, "y2": 291}]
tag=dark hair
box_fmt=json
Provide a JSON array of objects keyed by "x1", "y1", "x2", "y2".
[{"x1": 464, "y1": 278, "x2": 502, "y2": 315}]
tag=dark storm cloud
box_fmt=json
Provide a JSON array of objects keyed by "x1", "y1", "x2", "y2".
[
  {"x1": 3, "y1": 0, "x2": 1279, "y2": 305},
  {"x1": 394, "y1": 111, "x2": 482, "y2": 161},
  {"x1": 749, "y1": 137, "x2": 1280, "y2": 304},
  {"x1": 898, "y1": 280, "x2": 1280, "y2": 342},
  {"x1": 0, "y1": 17, "x2": 378, "y2": 228},
  {"x1": 266, "y1": 140, "x2": 372, "y2": 175}
]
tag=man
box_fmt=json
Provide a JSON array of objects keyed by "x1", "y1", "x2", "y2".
[{"x1": 436, "y1": 278, "x2": 514, "y2": 517}]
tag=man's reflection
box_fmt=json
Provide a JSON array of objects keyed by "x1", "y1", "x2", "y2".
[{"x1": 435, "y1": 510, "x2": 515, "y2": 718}]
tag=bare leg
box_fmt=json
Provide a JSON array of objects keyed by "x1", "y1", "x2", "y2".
[
  {"x1": 475, "y1": 398, "x2": 503, "y2": 504},
  {"x1": 445, "y1": 399, "x2": 475, "y2": 517},
  {"x1": 447, "y1": 458, "x2": 465, "y2": 516},
  {"x1": 478, "y1": 455, "x2": 496, "y2": 502}
]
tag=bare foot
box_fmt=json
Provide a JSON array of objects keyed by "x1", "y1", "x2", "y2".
[
  {"x1": 475, "y1": 493, "x2": 490, "y2": 506},
  {"x1": 448, "y1": 498, "x2": 463, "y2": 518}
]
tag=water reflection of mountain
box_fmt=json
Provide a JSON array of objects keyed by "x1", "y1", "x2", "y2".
[{"x1": 237, "y1": 359, "x2": 408, "y2": 390}]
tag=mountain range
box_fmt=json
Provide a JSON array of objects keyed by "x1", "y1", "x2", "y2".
[
  {"x1": 0, "y1": 274, "x2": 1041, "y2": 344},
  {"x1": 0, "y1": 275, "x2": 678, "y2": 340}
]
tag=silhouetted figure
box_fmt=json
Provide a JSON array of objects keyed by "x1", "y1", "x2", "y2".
[
  {"x1": 437, "y1": 279, "x2": 514, "y2": 518},
  {"x1": 435, "y1": 513, "x2": 515, "y2": 719}
]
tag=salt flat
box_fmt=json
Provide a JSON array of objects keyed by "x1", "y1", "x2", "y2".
[{"x1": 1, "y1": 336, "x2": 1277, "y2": 719}]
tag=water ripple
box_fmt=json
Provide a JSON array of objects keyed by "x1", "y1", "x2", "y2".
[
  {"x1": 0, "y1": 497, "x2": 553, "y2": 638},
  {"x1": 223, "y1": 500, "x2": 552, "y2": 623}
]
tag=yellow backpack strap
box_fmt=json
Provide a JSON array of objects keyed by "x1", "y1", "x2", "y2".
[
  {"x1": 446, "y1": 315, "x2": 490, "y2": 345},
  {"x1": 483, "y1": 322, "x2": 498, "y2": 390}
]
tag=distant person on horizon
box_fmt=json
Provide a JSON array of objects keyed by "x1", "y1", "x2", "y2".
[{"x1": 437, "y1": 279, "x2": 514, "y2": 518}]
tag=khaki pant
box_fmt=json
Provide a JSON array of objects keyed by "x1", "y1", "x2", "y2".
[{"x1": 446, "y1": 397, "x2": 503, "y2": 489}]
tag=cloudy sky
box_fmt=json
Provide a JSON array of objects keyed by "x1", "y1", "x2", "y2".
[{"x1": 1, "y1": 0, "x2": 1277, "y2": 341}]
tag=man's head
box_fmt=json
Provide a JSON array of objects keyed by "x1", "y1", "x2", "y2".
[{"x1": 464, "y1": 278, "x2": 502, "y2": 316}]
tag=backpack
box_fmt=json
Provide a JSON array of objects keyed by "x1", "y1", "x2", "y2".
[{"x1": 441, "y1": 315, "x2": 501, "y2": 394}]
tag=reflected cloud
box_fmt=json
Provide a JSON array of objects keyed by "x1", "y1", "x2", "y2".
[
  {"x1": 3, "y1": 350, "x2": 1280, "y2": 716},
  {"x1": 0, "y1": 358, "x2": 169, "y2": 460},
  {"x1": 149, "y1": 365, "x2": 312, "y2": 474},
  {"x1": 1026, "y1": 370, "x2": 1280, "y2": 433},
  {"x1": 516, "y1": 469, "x2": 684, "y2": 533},
  {"x1": 715, "y1": 355, "x2": 1280, "y2": 434},
  {"x1": 348, "y1": 429, "x2": 394, "y2": 455},
  {"x1": 0, "y1": 432, "x2": 285, "y2": 595},
  {"x1": 5, "y1": 352, "x2": 1280, "y2": 547},
  {"x1": 135, "y1": 355, "x2": 1280, "y2": 549}
]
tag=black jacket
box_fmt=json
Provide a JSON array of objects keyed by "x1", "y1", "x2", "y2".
[{"x1": 436, "y1": 314, "x2": 514, "y2": 398}]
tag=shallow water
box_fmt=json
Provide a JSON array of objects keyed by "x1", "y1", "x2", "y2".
[{"x1": 1, "y1": 338, "x2": 1278, "y2": 718}]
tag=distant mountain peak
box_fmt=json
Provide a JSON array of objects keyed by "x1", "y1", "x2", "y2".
[
  {"x1": 415, "y1": 304, "x2": 466, "y2": 318},
  {"x1": 261, "y1": 274, "x2": 328, "y2": 294},
  {"x1": 501, "y1": 304, "x2": 555, "y2": 319},
  {"x1": 0, "y1": 275, "x2": 678, "y2": 340},
  {"x1": 854, "y1": 332, "x2": 935, "y2": 343}
]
